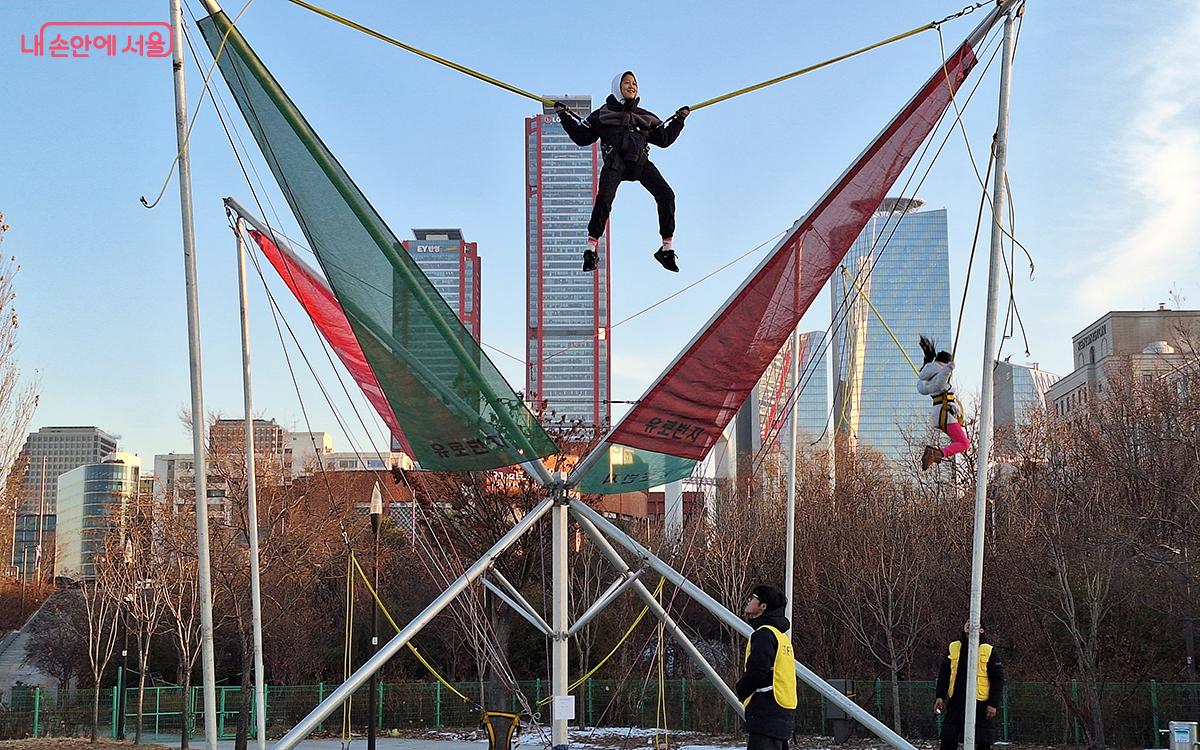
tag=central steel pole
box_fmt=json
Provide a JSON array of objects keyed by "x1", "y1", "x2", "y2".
[
  {"x1": 234, "y1": 219, "x2": 268, "y2": 750},
  {"x1": 964, "y1": 11, "x2": 1015, "y2": 750},
  {"x1": 169, "y1": 1, "x2": 218, "y2": 746},
  {"x1": 551, "y1": 487, "x2": 570, "y2": 749},
  {"x1": 785, "y1": 327, "x2": 799, "y2": 623}
]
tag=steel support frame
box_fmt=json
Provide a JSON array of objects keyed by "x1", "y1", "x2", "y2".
[{"x1": 571, "y1": 500, "x2": 917, "y2": 750}]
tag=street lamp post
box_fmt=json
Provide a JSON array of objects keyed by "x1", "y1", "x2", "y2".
[{"x1": 367, "y1": 482, "x2": 383, "y2": 750}]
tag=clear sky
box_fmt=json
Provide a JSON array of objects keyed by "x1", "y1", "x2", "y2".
[{"x1": 3, "y1": 0, "x2": 1198, "y2": 465}]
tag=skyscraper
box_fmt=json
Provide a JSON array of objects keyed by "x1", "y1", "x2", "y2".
[
  {"x1": 55, "y1": 452, "x2": 141, "y2": 581},
  {"x1": 525, "y1": 97, "x2": 612, "y2": 428},
  {"x1": 831, "y1": 198, "x2": 952, "y2": 463},
  {"x1": 11, "y1": 425, "x2": 118, "y2": 580},
  {"x1": 757, "y1": 330, "x2": 831, "y2": 455},
  {"x1": 402, "y1": 229, "x2": 481, "y2": 340},
  {"x1": 993, "y1": 360, "x2": 1059, "y2": 454}
]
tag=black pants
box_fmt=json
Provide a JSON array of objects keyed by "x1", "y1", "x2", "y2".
[
  {"x1": 746, "y1": 733, "x2": 788, "y2": 750},
  {"x1": 587, "y1": 160, "x2": 675, "y2": 240},
  {"x1": 939, "y1": 720, "x2": 994, "y2": 750}
]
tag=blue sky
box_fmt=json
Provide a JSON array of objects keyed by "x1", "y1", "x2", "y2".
[{"x1": 3, "y1": 0, "x2": 1198, "y2": 464}]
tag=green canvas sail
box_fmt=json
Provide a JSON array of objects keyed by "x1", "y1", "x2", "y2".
[{"x1": 200, "y1": 12, "x2": 557, "y2": 471}]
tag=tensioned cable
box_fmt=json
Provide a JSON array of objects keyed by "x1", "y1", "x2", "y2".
[
  {"x1": 141, "y1": 0, "x2": 254, "y2": 209},
  {"x1": 183, "y1": 16, "x2": 522, "y2": 695},
  {"x1": 747, "y1": 20, "x2": 1007, "y2": 464},
  {"x1": 754, "y1": 22, "x2": 1006, "y2": 469},
  {"x1": 690, "y1": 1, "x2": 991, "y2": 111},
  {"x1": 181, "y1": 10, "x2": 665, "y2": 731},
  {"x1": 281, "y1": 0, "x2": 989, "y2": 113}
]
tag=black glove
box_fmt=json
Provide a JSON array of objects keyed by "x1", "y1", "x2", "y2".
[
  {"x1": 674, "y1": 106, "x2": 691, "y2": 120},
  {"x1": 553, "y1": 101, "x2": 570, "y2": 115}
]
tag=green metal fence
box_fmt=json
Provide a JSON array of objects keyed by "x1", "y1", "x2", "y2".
[{"x1": 3, "y1": 679, "x2": 1198, "y2": 745}]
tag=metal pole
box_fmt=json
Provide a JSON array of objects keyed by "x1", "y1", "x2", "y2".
[
  {"x1": 785, "y1": 328, "x2": 799, "y2": 624},
  {"x1": 117, "y1": 608, "x2": 129, "y2": 738},
  {"x1": 572, "y1": 510, "x2": 745, "y2": 716},
  {"x1": 571, "y1": 500, "x2": 917, "y2": 750},
  {"x1": 35, "y1": 456, "x2": 46, "y2": 584},
  {"x1": 567, "y1": 570, "x2": 645, "y2": 638},
  {"x1": 482, "y1": 579, "x2": 551, "y2": 636},
  {"x1": 271, "y1": 498, "x2": 553, "y2": 750},
  {"x1": 490, "y1": 568, "x2": 551, "y2": 633},
  {"x1": 221, "y1": 197, "x2": 553, "y2": 492},
  {"x1": 964, "y1": 11, "x2": 1014, "y2": 750},
  {"x1": 168, "y1": 1, "x2": 218, "y2": 747},
  {"x1": 550, "y1": 489, "x2": 569, "y2": 749},
  {"x1": 234, "y1": 218, "x2": 268, "y2": 750},
  {"x1": 368, "y1": 482, "x2": 382, "y2": 750}
]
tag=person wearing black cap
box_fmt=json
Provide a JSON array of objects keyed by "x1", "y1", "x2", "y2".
[
  {"x1": 933, "y1": 621, "x2": 1005, "y2": 750},
  {"x1": 553, "y1": 71, "x2": 689, "y2": 274},
  {"x1": 735, "y1": 584, "x2": 797, "y2": 750}
]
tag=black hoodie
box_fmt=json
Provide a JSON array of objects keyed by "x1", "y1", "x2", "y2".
[
  {"x1": 735, "y1": 606, "x2": 796, "y2": 739},
  {"x1": 558, "y1": 94, "x2": 685, "y2": 172}
]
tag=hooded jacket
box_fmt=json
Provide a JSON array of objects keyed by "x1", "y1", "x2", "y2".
[
  {"x1": 557, "y1": 71, "x2": 685, "y2": 173},
  {"x1": 735, "y1": 606, "x2": 796, "y2": 739}
]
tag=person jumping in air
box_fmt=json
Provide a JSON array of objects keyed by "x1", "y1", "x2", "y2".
[
  {"x1": 554, "y1": 71, "x2": 689, "y2": 273},
  {"x1": 918, "y1": 335, "x2": 971, "y2": 470}
]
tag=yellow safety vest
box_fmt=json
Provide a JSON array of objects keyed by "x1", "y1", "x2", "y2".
[
  {"x1": 947, "y1": 641, "x2": 992, "y2": 701},
  {"x1": 742, "y1": 625, "x2": 798, "y2": 710}
]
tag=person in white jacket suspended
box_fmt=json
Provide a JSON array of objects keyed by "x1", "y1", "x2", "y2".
[{"x1": 917, "y1": 335, "x2": 971, "y2": 470}]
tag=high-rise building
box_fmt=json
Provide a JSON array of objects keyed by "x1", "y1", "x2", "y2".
[
  {"x1": 288, "y1": 431, "x2": 334, "y2": 477},
  {"x1": 54, "y1": 452, "x2": 141, "y2": 581},
  {"x1": 525, "y1": 97, "x2": 612, "y2": 428},
  {"x1": 402, "y1": 229, "x2": 481, "y2": 340},
  {"x1": 993, "y1": 360, "x2": 1060, "y2": 453},
  {"x1": 1046, "y1": 306, "x2": 1200, "y2": 419},
  {"x1": 210, "y1": 417, "x2": 286, "y2": 457},
  {"x1": 757, "y1": 330, "x2": 831, "y2": 455},
  {"x1": 831, "y1": 198, "x2": 952, "y2": 463},
  {"x1": 11, "y1": 425, "x2": 118, "y2": 579}
]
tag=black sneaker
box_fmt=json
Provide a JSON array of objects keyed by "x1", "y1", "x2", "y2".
[
  {"x1": 653, "y1": 245, "x2": 679, "y2": 272},
  {"x1": 582, "y1": 249, "x2": 598, "y2": 272}
]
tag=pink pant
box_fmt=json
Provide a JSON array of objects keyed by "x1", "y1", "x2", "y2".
[{"x1": 942, "y1": 422, "x2": 971, "y2": 458}]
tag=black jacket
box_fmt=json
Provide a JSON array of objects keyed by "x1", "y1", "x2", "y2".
[
  {"x1": 559, "y1": 94, "x2": 685, "y2": 173},
  {"x1": 935, "y1": 635, "x2": 1006, "y2": 723},
  {"x1": 735, "y1": 607, "x2": 795, "y2": 739}
]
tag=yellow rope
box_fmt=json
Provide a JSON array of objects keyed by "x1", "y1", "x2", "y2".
[
  {"x1": 348, "y1": 553, "x2": 476, "y2": 705},
  {"x1": 536, "y1": 577, "x2": 667, "y2": 705},
  {"x1": 279, "y1": 0, "x2": 965, "y2": 115},
  {"x1": 688, "y1": 24, "x2": 933, "y2": 111},
  {"x1": 281, "y1": 0, "x2": 553, "y2": 105},
  {"x1": 841, "y1": 266, "x2": 920, "y2": 376},
  {"x1": 351, "y1": 550, "x2": 665, "y2": 709}
]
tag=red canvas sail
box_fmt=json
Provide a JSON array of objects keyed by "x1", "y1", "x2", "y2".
[
  {"x1": 606, "y1": 43, "x2": 978, "y2": 460},
  {"x1": 246, "y1": 226, "x2": 414, "y2": 456}
]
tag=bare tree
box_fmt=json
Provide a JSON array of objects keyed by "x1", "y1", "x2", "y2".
[
  {"x1": 158, "y1": 508, "x2": 208, "y2": 750},
  {"x1": 0, "y1": 213, "x2": 41, "y2": 570},
  {"x1": 82, "y1": 536, "x2": 125, "y2": 743},
  {"x1": 25, "y1": 591, "x2": 90, "y2": 690},
  {"x1": 115, "y1": 498, "x2": 168, "y2": 745}
]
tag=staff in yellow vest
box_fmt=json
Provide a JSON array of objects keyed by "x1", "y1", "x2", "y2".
[
  {"x1": 933, "y1": 621, "x2": 1006, "y2": 750},
  {"x1": 735, "y1": 585, "x2": 797, "y2": 750}
]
